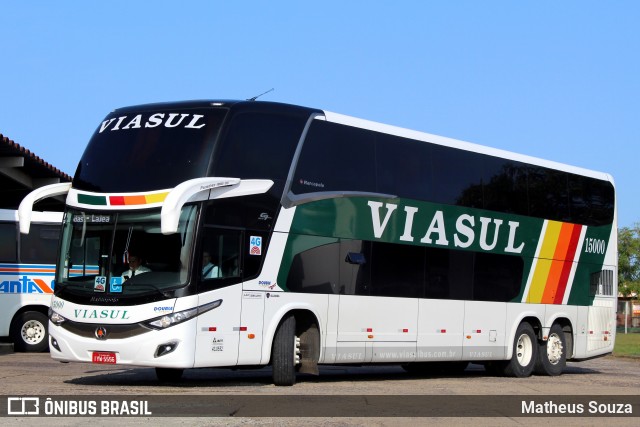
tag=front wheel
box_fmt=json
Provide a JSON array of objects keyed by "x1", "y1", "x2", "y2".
[
  {"x1": 534, "y1": 324, "x2": 567, "y2": 376},
  {"x1": 10, "y1": 311, "x2": 49, "y2": 352},
  {"x1": 272, "y1": 314, "x2": 299, "y2": 386},
  {"x1": 502, "y1": 322, "x2": 538, "y2": 378}
]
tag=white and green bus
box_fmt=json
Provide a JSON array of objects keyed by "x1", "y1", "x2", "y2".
[{"x1": 19, "y1": 100, "x2": 616, "y2": 385}]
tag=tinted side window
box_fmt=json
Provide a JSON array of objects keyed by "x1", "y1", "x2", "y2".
[
  {"x1": 198, "y1": 227, "x2": 242, "y2": 290},
  {"x1": 528, "y1": 167, "x2": 570, "y2": 221},
  {"x1": 473, "y1": 252, "x2": 523, "y2": 302},
  {"x1": 430, "y1": 145, "x2": 483, "y2": 208},
  {"x1": 20, "y1": 224, "x2": 60, "y2": 263},
  {"x1": 0, "y1": 223, "x2": 18, "y2": 262},
  {"x1": 376, "y1": 134, "x2": 432, "y2": 200},
  {"x1": 483, "y1": 158, "x2": 529, "y2": 216},
  {"x1": 287, "y1": 243, "x2": 339, "y2": 294},
  {"x1": 369, "y1": 242, "x2": 424, "y2": 298},
  {"x1": 568, "y1": 175, "x2": 615, "y2": 226},
  {"x1": 292, "y1": 121, "x2": 376, "y2": 194},
  {"x1": 216, "y1": 112, "x2": 307, "y2": 182}
]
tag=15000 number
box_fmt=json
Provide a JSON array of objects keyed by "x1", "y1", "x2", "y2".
[{"x1": 584, "y1": 238, "x2": 606, "y2": 254}]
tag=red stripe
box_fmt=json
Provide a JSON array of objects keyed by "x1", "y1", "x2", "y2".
[
  {"x1": 555, "y1": 224, "x2": 583, "y2": 302},
  {"x1": 110, "y1": 196, "x2": 125, "y2": 205}
]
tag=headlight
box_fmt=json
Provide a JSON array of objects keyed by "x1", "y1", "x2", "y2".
[
  {"x1": 49, "y1": 310, "x2": 67, "y2": 325},
  {"x1": 143, "y1": 299, "x2": 222, "y2": 330}
]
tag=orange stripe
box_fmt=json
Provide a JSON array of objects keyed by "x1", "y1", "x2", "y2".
[
  {"x1": 528, "y1": 221, "x2": 562, "y2": 303},
  {"x1": 125, "y1": 195, "x2": 147, "y2": 205},
  {"x1": 541, "y1": 223, "x2": 575, "y2": 304},
  {"x1": 32, "y1": 279, "x2": 54, "y2": 294}
]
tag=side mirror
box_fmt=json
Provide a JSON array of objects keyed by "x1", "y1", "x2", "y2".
[{"x1": 345, "y1": 252, "x2": 366, "y2": 265}]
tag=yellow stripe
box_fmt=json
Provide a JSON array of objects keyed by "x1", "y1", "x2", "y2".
[
  {"x1": 145, "y1": 192, "x2": 169, "y2": 204},
  {"x1": 527, "y1": 221, "x2": 562, "y2": 303}
]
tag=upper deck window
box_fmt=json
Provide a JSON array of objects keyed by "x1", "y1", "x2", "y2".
[
  {"x1": 213, "y1": 111, "x2": 309, "y2": 183},
  {"x1": 74, "y1": 108, "x2": 227, "y2": 193}
]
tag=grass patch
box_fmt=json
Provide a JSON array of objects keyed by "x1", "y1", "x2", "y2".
[{"x1": 613, "y1": 333, "x2": 640, "y2": 357}]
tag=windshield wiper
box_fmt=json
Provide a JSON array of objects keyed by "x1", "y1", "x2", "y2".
[{"x1": 125, "y1": 283, "x2": 176, "y2": 299}]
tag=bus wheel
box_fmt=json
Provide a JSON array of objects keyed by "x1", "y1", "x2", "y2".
[
  {"x1": 503, "y1": 322, "x2": 538, "y2": 378},
  {"x1": 155, "y1": 367, "x2": 184, "y2": 382},
  {"x1": 534, "y1": 324, "x2": 566, "y2": 376},
  {"x1": 10, "y1": 311, "x2": 49, "y2": 352},
  {"x1": 272, "y1": 314, "x2": 299, "y2": 386}
]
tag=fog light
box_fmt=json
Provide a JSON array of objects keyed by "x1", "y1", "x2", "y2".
[
  {"x1": 155, "y1": 341, "x2": 178, "y2": 358},
  {"x1": 50, "y1": 336, "x2": 61, "y2": 352}
]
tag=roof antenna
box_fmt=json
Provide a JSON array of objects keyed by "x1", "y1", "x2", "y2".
[{"x1": 248, "y1": 88, "x2": 274, "y2": 101}]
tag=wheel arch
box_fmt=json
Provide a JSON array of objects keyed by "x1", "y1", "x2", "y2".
[
  {"x1": 549, "y1": 316, "x2": 574, "y2": 359},
  {"x1": 262, "y1": 304, "x2": 322, "y2": 368},
  {"x1": 11, "y1": 304, "x2": 49, "y2": 326}
]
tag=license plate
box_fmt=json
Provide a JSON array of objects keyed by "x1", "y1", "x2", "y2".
[{"x1": 92, "y1": 351, "x2": 117, "y2": 364}]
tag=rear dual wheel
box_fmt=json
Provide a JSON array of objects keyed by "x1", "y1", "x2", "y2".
[
  {"x1": 489, "y1": 322, "x2": 538, "y2": 378},
  {"x1": 534, "y1": 324, "x2": 567, "y2": 376}
]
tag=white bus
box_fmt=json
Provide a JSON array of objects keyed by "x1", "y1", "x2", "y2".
[
  {"x1": 19, "y1": 100, "x2": 617, "y2": 385},
  {"x1": 0, "y1": 209, "x2": 62, "y2": 351}
]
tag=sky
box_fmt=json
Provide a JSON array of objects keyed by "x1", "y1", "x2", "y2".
[{"x1": 1, "y1": 1, "x2": 638, "y2": 227}]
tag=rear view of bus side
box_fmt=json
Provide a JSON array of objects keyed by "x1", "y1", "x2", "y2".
[{"x1": 20, "y1": 100, "x2": 616, "y2": 385}]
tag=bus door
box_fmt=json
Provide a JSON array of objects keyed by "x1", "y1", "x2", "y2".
[
  {"x1": 237, "y1": 233, "x2": 268, "y2": 365},
  {"x1": 193, "y1": 228, "x2": 243, "y2": 368}
]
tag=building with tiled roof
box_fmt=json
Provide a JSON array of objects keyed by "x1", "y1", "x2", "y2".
[{"x1": 0, "y1": 133, "x2": 72, "y2": 210}]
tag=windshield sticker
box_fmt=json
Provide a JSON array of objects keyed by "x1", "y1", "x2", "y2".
[
  {"x1": 249, "y1": 236, "x2": 262, "y2": 255},
  {"x1": 110, "y1": 277, "x2": 123, "y2": 293},
  {"x1": 94, "y1": 276, "x2": 106, "y2": 292}
]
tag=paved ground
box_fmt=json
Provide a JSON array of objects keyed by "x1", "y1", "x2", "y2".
[{"x1": 1, "y1": 353, "x2": 638, "y2": 425}]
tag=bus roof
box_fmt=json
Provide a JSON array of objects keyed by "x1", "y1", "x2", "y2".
[{"x1": 106, "y1": 99, "x2": 613, "y2": 185}]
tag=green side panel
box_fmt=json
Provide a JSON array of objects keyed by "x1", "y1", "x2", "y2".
[
  {"x1": 77, "y1": 193, "x2": 108, "y2": 205},
  {"x1": 567, "y1": 223, "x2": 614, "y2": 306},
  {"x1": 290, "y1": 197, "x2": 545, "y2": 258},
  {"x1": 282, "y1": 196, "x2": 614, "y2": 307}
]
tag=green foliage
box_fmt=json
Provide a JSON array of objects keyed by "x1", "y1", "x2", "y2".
[{"x1": 618, "y1": 224, "x2": 640, "y2": 297}]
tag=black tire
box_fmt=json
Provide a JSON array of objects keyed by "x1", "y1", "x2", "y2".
[
  {"x1": 534, "y1": 324, "x2": 567, "y2": 376},
  {"x1": 155, "y1": 367, "x2": 184, "y2": 382},
  {"x1": 272, "y1": 314, "x2": 298, "y2": 386},
  {"x1": 10, "y1": 311, "x2": 49, "y2": 352},
  {"x1": 503, "y1": 322, "x2": 538, "y2": 378}
]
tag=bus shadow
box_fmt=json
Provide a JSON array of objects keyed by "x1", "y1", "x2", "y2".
[{"x1": 65, "y1": 362, "x2": 601, "y2": 388}]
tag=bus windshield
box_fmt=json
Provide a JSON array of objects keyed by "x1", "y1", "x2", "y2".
[
  {"x1": 56, "y1": 206, "x2": 198, "y2": 294},
  {"x1": 73, "y1": 107, "x2": 228, "y2": 193}
]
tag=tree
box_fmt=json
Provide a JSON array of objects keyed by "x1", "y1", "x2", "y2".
[{"x1": 618, "y1": 224, "x2": 640, "y2": 297}]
